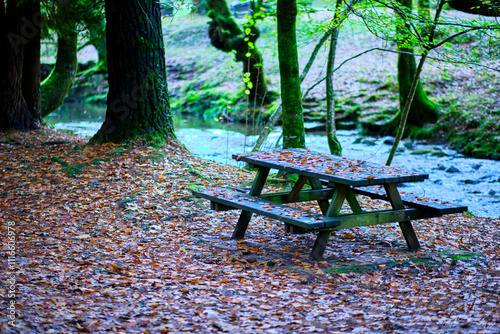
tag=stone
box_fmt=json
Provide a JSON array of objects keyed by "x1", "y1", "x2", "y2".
[
  {"x1": 403, "y1": 141, "x2": 414, "y2": 149},
  {"x1": 383, "y1": 137, "x2": 395, "y2": 145},
  {"x1": 461, "y1": 179, "x2": 480, "y2": 185},
  {"x1": 353, "y1": 137, "x2": 364, "y2": 144},
  {"x1": 411, "y1": 149, "x2": 432, "y2": 155},
  {"x1": 445, "y1": 166, "x2": 460, "y2": 173},
  {"x1": 488, "y1": 190, "x2": 497, "y2": 196},
  {"x1": 245, "y1": 255, "x2": 257, "y2": 263},
  {"x1": 361, "y1": 139, "x2": 377, "y2": 146}
]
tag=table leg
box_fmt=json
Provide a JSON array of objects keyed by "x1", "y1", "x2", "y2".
[
  {"x1": 308, "y1": 178, "x2": 329, "y2": 215},
  {"x1": 288, "y1": 175, "x2": 309, "y2": 202},
  {"x1": 231, "y1": 167, "x2": 270, "y2": 239},
  {"x1": 309, "y1": 184, "x2": 349, "y2": 260},
  {"x1": 346, "y1": 188, "x2": 363, "y2": 213},
  {"x1": 384, "y1": 184, "x2": 420, "y2": 250},
  {"x1": 309, "y1": 231, "x2": 331, "y2": 261}
]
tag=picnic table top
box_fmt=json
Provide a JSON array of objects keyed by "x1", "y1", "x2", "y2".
[{"x1": 233, "y1": 149, "x2": 429, "y2": 187}]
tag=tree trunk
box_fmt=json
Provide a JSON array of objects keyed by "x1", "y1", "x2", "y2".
[
  {"x1": 252, "y1": 28, "x2": 333, "y2": 152},
  {"x1": 395, "y1": 0, "x2": 437, "y2": 130},
  {"x1": 325, "y1": 0, "x2": 343, "y2": 156},
  {"x1": 207, "y1": 0, "x2": 269, "y2": 103},
  {"x1": 0, "y1": 0, "x2": 40, "y2": 130},
  {"x1": 90, "y1": 0, "x2": 176, "y2": 144},
  {"x1": 277, "y1": 0, "x2": 306, "y2": 149},
  {"x1": 0, "y1": 0, "x2": 5, "y2": 119},
  {"x1": 397, "y1": 52, "x2": 437, "y2": 125},
  {"x1": 40, "y1": 28, "x2": 78, "y2": 117},
  {"x1": 22, "y1": 0, "x2": 41, "y2": 119}
]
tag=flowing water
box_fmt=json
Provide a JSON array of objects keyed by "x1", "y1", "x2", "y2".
[{"x1": 45, "y1": 103, "x2": 500, "y2": 218}]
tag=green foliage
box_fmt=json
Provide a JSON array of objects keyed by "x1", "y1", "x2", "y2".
[
  {"x1": 443, "y1": 114, "x2": 500, "y2": 160},
  {"x1": 61, "y1": 163, "x2": 86, "y2": 177},
  {"x1": 173, "y1": 85, "x2": 243, "y2": 120},
  {"x1": 51, "y1": 156, "x2": 86, "y2": 177}
]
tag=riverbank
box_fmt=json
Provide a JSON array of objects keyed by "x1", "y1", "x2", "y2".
[{"x1": 46, "y1": 10, "x2": 500, "y2": 161}]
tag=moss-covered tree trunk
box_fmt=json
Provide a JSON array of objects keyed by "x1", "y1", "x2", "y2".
[
  {"x1": 40, "y1": 27, "x2": 78, "y2": 117},
  {"x1": 277, "y1": 0, "x2": 305, "y2": 149},
  {"x1": 0, "y1": 0, "x2": 40, "y2": 130},
  {"x1": 396, "y1": 0, "x2": 437, "y2": 128},
  {"x1": 90, "y1": 0, "x2": 176, "y2": 144},
  {"x1": 207, "y1": 0, "x2": 269, "y2": 103}
]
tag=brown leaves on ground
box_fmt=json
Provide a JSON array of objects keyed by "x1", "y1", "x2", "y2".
[{"x1": 1, "y1": 128, "x2": 499, "y2": 333}]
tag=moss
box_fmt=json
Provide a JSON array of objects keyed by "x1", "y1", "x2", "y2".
[
  {"x1": 84, "y1": 93, "x2": 107, "y2": 104},
  {"x1": 41, "y1": 29, "x2": 79, "y2": 117},
  {"x1": 429, "y1": 106, "x2": 500, "y2": 160},
  {"x1": 61, "y1": 163, "x2": 86, "y2": 177}
]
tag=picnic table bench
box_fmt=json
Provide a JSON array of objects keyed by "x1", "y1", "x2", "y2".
[{"x1": 192, "y1": 149, "x2": 467, "y2": 260}]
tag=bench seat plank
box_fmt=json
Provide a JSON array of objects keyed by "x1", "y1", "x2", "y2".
[
  {"x1": 192, "y1": 187, "x2": 341, "y2": 230},
  {"x1": 353, "y1": 186, "x2": 467, "y2": 216}
]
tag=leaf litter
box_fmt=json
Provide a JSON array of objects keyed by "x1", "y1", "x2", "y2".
[{"x1": 0, "y1": 128, "x2": 499, "y2": 333}]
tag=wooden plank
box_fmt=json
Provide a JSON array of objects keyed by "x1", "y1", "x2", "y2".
[
  {"x1": 309, "y1": 184, "x2": 349, "y2": 260},
  {"x1": 308, "y1": 177, "x2": 330, "y2": 215},
  {"x1": 309, "y1": 231, "x2": 331, "y2": 261},
  {"x1": 210, "y1": 202, "x2": 233, "y2": 211},
  {"x1": 233, "y1": 150, "x2": 429, "y2": 187},
  {"x1": 330, "y1": 208, "x2": 421, "y2": 229},
  {"x1": 258, "y1": 188, "x2": 336, "y2": 204},
  {"x1": 384, "y1": 184, "x2": 420, "y2": 250},
  {"x1": 233, "y1": 167, "x2": 270, "y2": 239},
  {"x1": 346, "y1": 188, "x2": 362, "y2": 213},
  {"x1": 326, "y1": 184, "x2": 349, "y2": 217},
  {"x1": 192, "y1": 187, "x2": 341, "y2": 230},
  {"x1": 353, "y1": 186, "x2": 468, "y2": 216},
  {"x1": 288, "y1": 175, "x2": 309, "y2": 202}
]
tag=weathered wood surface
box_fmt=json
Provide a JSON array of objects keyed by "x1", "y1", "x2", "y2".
[
  {"x1": 233, "y1": 149, "x2": 429, "y2": 187},
  {"x1": 353, "y1": 186, "x2": 468, "y2": 216},
  {"x1": 194, "y1": 187, "x2": 421, "y2": 229},
  {"x1": 192, "y1": 187, "x2": 341, "y2": 230}
]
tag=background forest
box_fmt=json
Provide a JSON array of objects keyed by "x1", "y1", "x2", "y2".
[{"x1": 37, "y1": 0, "x2": 500, "y2": 159}]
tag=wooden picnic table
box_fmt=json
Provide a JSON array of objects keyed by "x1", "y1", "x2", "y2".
[{"x1": 192, "y1": 149, "x2": 467, "y2": 260}]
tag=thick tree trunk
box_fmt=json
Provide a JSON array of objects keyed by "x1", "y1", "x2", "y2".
[
  {"x1": 207, "y1": 0, "x2": 268, "y2": 103},
  {"x1": 40, "y1": 29, "x2": 78, "y2": 117},
  {"x1": 90, "y1": 0, "x2": 176, "y2": 144},
  {"x1": 22, "y1": 0, "x2": 41, "y2": 119},
  {"x1": 0, "y1": 0, "x2": 5, "y2": 117},
  {"x1": 0, "y1": 0, "x2": 40, "y2": 130},
  {"x1": 397, "y1": 52, "x2": 437, "y2": 126},
  {"x1": 277, "y1": 0, "x2": 305, "y2": 149},
  {"x1": 395, "y1": 0, "x2": 437, "y2": 129}
]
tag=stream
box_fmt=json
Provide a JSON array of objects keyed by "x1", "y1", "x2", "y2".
[{"x1": 45, "y1": 102, "x2": 500, "y2": 218}]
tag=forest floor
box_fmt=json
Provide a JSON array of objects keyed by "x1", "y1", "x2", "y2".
[{"x1": 1, "y1": 128, "x2": 499, "y2": 333}]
